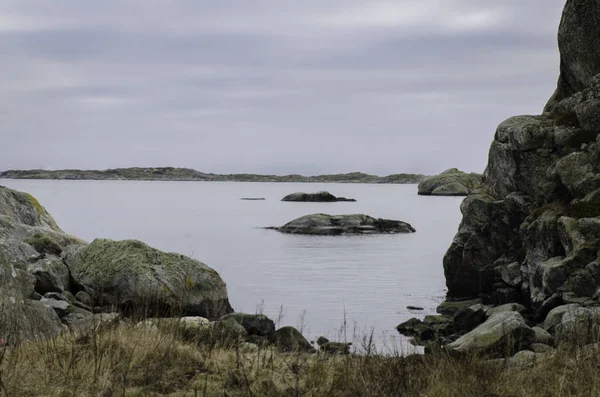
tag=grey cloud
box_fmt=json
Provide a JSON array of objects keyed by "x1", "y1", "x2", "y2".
[{"x1": 0, "y1": 1, "x2": 566, "y2": 175}]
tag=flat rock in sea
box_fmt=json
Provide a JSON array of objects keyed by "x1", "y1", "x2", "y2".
[
  {"x1": 240, "y1": 198, "x2": 266, "y2": 200},
  {"x1": 281, "y1": 191, "x2": 356, "y2": 202},
  {"x1": 267, "y1": 213, "x2": 415, "y2": 236}
]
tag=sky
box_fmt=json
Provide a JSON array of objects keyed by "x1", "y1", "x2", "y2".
[{"x1": 0, "y1": 1, "x2": 566, "y2": 175}]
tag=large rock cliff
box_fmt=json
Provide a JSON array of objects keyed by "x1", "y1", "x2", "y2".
[{"x1": 443, "y1": 0, "x2": 600, "y2": 321}]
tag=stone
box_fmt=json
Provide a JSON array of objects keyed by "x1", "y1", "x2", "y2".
[
  {"x1": 406, "y1": 306, "x2": 424, "y2": 311},
  {"x1": 446, "y1": 312, "x2": 535, "y2": 358},
  {"x1": 453, "y1": 304, "x2": 487, "y2": 334},
  {"x1": 281, "y1": 191, "x2": 356, "y2": 202},
  {"x1": 40, "y1": 298, "x2": 70, "y2": 318},
  {"x1": 436, "y1": 299, "x2": 482, "y2": 316},
  {"x1": 418, "y1": 169, "x2": 482, "y2": 196},
  {"x1": 554, "y1": 307, "x2": 600, "y2": 345},
  {"x1": 543, "y1": 304, "x2": 581, "y2": 332},
  {"x1": 27, "y1": 255, "x2": 70, "y2": 294},
  {"x1": 268, "y1": 213, "x2": 415, "y2": 236},
  {"x1": 316, "y1": 336, "x2": 329, "y2": 346},
  {"x1": 528, "y1": 343, "x2": 555, "y2": 354},
  {"x1": 532, "y1": 327, "x2": 554, "y2": 345},
  {"x1": 274, "y1": 326, "x2": 314, "y2": 352},
  {"x1": 23, "y1": 232, "x2": 62, "y2": 256},
  {"x1": 220, "y1": 313, "x2": 275, "y2": 342},
  {"x1": 75, "y1": 291, "x2": 93, "y2": 307},
  {"x1": 320, "y1": 342, "x2": 351, "y2": 355},
  {"x1": 63, "y1": 239, "x2": 232, "y2": 319},
  {"x1": 486, "y1": 303, "x2": 527, "y2": 318}
]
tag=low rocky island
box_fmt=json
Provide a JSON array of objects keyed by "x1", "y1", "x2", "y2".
[
  {"x1": 417, "y1": 168, "x2": 482, "y2": 196},
  {"x1": 0, "y1": 168, "x2": 428, "y2": 184},
  {"x1": 281, "y1": 191, "x2": 356, "y2": 202},
  {"x1": 267, "y1": 213, "x2": 416, "y2": 235}
]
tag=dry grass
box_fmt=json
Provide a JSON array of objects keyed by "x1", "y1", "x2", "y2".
[{"x1": 0, "y1": 322, "x2": 599, "y2": 397}]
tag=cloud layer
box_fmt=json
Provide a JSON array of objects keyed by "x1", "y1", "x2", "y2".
[{"x1": 0, "y1": 1, "x2": 565, "y2": 175}]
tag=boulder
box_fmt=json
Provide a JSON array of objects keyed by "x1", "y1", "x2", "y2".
[
  {"x1": 543, "y1": 304, "x2": 581, "y2": 332},
  {"x1": 320, "y1": 342, "x2": 351, "y2": 355},
  {"x1": 75, "y1": 291, "x2": 93, "y2": 307},
  {"x1": 554, "y1": 307, "x2": 600, "y2": 345},
  {"x1": 532, "y1": 326, "x2": 554, "y2": 345},
  {"x1": 27, "y1": 255, "x2": 70, "y2": 294},
  {"x1": 436, "y1": 299, "x2": 482, "y2": 316},
  {"x1": 418, "y1": 169, "x2": 482, "y2": 196},
  {"x1": 446, "y1": 312, "x2": 535, "y2": 357},
  {"x1": 275, "y1": 326, "x2": 314, "y2": 352},
  {"x1": 453, "y1": 304, "x2": 487, "y2": 334},
  {"x1": 528, "y1": 343, "x2": 555, "y2": 354},
  {"x1": 486, "y1": 303, "x2": 527, "y2": 318},
  {"x1": 268, "y1": 214, "x2": 415, "y2": 236},
  {"x1": 220, "y1": 313, "x2": 275, "y2": 342},
  {"x1": 63, "y1": 239, "x2": 232, "y2": 319},
  {"x1": 281, "y1": 191, "x2": 356, "y2": 202}
]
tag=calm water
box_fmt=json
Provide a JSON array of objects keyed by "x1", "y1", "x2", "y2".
[{"x1": 2, "y1": 180, "x2": 462, "y2": 352}]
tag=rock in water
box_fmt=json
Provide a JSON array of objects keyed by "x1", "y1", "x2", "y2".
[
  {"x1": 63, "y1": 239, "x2": 232, "y2": 319},
  {"x1": 417, "y1": 169, "x2": 482, "y2": 196},
  {"x1": 281, "y1": 191, "x2": 356, "y2": 202},
  {"x1": 268, "y1": 214, "x2": 415, "y2": 236},
  {"x1": 442, "y1": 0, "x2": 600, "y2": 313}
]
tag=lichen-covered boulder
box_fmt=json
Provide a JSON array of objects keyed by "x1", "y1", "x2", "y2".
[
  {"x1": 269, "y1": 214, "x2": 415, "y2": 236},
  {"x1": 27, "y1": 256, "x2": 70, "y2": 294},
  {"x1": 281, "y1": 191, "x2": 356, "y2": 202},
  {"x1": 63, "y1": 239, "x2": 232, "y2": 319},
  {"x1": 554, "y1": 307, "x2": 600, "y2": 345},
  {"x1": 418, "y1": 169, "x2": 482, "y2": 196},
  {"x1": 446, "y1": 312, "x2": 535, "y2": 357}
]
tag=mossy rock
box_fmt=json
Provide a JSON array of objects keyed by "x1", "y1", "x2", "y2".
[
  {"x1": 320, "y1": 341, "x2": 351, "y2": 355},
  {"x1": 24, "y1": 233, "x2": 62, "y2": 255},
  {"x1": 275, "y1": 326, "x2": 314, "y2": 352},
  {"x1": 63, "y1": 239, "x2": 232, "y2": 319},
  {"x1": 219, "y1": 313, "x2": 275, "y2": 341}
]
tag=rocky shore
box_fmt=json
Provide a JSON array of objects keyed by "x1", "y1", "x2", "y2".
[{"x1": 398, "y1": 0, "x2": 600, "y2": 362}]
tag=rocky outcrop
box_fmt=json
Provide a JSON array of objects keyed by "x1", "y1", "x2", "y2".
[
  {"x1": 418, "y1": 169, "x2": 482, "y2": 196},
  {"x1": 433, "y1": 0, "x2": 600, "y2": 357},
  {"x1": 0, "y1": 185, "x2": 232, "y2": 343},
  {"x1": 443, "y1": 0, "x2": 600, "y2": 310},
  {"x1": 63, "y1": 239, "x2": 232, "y2": 319},
  {"x1": 267, "y1": 214, "x2": 415, "y2": 236},
  {"x1": 281, "y1": 191, "x2": 356, "y2": 202}
]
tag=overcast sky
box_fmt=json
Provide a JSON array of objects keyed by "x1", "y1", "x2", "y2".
[{"x1": 0, "y1": 1, "x2": 566, "y2": 175}]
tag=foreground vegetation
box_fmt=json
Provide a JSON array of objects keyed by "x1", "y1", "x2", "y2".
[{"x1": 1, "y1": 320, "x2": 600, "y2": 397}]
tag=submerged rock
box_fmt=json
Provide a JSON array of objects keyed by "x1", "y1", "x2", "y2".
[
  {"x1": 281, "y1": 191, "x2": 356, "y2": 202},
  {"x1": 268, "y1": 214, "x2": 415, "y2": 236},
  {"x1": 417, "y1": 169, "x2": 482, "y2": 196}
]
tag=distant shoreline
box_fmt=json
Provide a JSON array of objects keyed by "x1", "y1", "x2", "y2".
[{"x1": 0, "y1": 167, "x2": 428, "y2": 184}]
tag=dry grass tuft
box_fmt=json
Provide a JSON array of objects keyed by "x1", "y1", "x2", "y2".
[{"x1": 0, "y1": 322, "x2": 599, "y2": 396}]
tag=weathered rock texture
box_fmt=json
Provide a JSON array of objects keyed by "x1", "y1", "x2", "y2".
[
  {"x1": 418, "y1": 169, "x2": 482, "y2": 196},
  {"x1": 0, "y1": 186, "x2": 232, "y2": 342},
  {"x1": 269, "y1": 214, "x2": 416, "y2": 236},
  {"x1": 443, "y1": 0, "x2": 600, "y2": 320}
]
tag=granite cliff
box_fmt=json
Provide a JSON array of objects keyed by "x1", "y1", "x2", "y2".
[{"x1": 444, "y1": 0, "x2": 600, "y2": 316}]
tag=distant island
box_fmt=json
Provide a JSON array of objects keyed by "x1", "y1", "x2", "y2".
[{"x1": 0, "y1": 167, "x2": 428, "y2": 184}]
